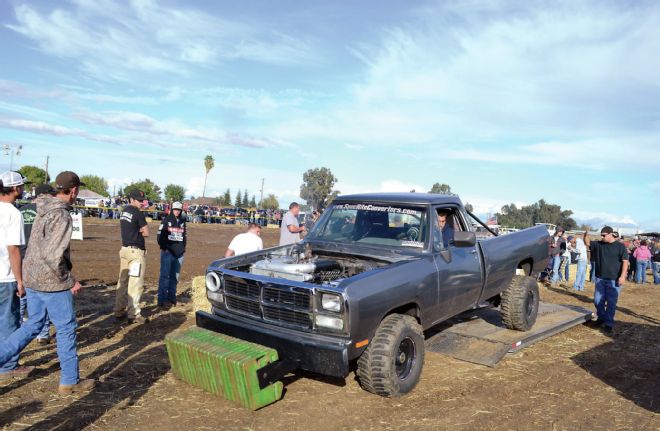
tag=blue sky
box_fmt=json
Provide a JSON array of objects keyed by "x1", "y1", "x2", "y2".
[{"x1": 0, "y1": 0, "x2": 658, "y2": 230}]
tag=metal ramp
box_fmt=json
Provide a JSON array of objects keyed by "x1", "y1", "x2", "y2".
[{"x1": 425, "y1": 302, "x2": 593, "y2": 367}]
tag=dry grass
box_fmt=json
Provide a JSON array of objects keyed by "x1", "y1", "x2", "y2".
[{"x1": 190, "y1": 275, "x2": 211, "y2": 314}]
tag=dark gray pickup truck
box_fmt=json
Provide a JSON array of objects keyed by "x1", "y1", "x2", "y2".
[{"x1": 198, "y1": 193, "x2": 550, "y2": 397}]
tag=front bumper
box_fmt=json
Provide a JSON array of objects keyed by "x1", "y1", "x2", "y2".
[{"x1": 196, "y1": 310, "x2": 352, "y2": 378}]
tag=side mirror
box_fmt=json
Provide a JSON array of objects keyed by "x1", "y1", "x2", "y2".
[{"x1": 454, "y1": 231, "x2": 477, "y2": 247}]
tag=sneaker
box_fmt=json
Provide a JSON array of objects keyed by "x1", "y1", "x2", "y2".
[
  {"x1": 58, "y1": 378, "x2": 95, "y2": 395},
  {"x1": 127, "y1": 315, "x2": 149, "y2": 324},
  {"x1": 586, "y1": 319, "x2": 604, "y2": 328},
  {"x1": 36, "y1": 338, "x2": 51, "y2": 346},
  {"x1": 114, "y1": 312, "x2": 127, "y2": 321},
  {"x1": 0, "y1": 365, "x2": 35, "y2": 381}
]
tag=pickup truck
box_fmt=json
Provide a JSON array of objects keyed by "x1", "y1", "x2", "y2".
[{"x1": 199, "y1": 193, "x2": 550, "y2": 397}]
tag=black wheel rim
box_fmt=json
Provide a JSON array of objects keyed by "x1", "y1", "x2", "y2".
[
  {"x1": 395, "y1": 337, "x2": 416, "y2": 380},
  {"x1": 525, "y1": 288, "x2": 535, "y2": 318}
]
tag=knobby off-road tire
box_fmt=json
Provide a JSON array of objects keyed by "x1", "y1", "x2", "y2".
[
  {"x1": 356, "y1": 314, "x2": 425, "y2": 397},
  {"x1": 500, "y1": 275, "x2": 539, "y2": 331}
]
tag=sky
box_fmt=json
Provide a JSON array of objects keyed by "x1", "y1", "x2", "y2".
[{"x1": 0, "y1": 0, "x2": 658, "y2": 231}]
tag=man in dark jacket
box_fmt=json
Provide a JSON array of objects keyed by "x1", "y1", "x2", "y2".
[
  {"x1": 157, "y1": 201, "x2": 186, "y2": 308},
  {"x1": 0, "y1": 171, "x2": 94, "y2": 394},
  {"x1": 550, "y1": 226, "x2": 566, "y2": 287}
]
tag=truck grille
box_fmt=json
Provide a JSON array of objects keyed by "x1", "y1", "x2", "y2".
[{"x1": 223, "y1": 275, "x2": 313, "y2": 330}]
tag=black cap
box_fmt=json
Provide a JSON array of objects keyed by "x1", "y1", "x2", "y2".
[
  {"x1": 55, "y1": 171, "x2": 85, "y2": 189},
  {"x1": 35, "y1": 184, "x2": 56, "y2": 196},
  {"x1": 601, "y1": 226, "x2": 614, "y2": 234},
  {"x1": 128, "y1": 189, "x2": 147, "y2": 201}
]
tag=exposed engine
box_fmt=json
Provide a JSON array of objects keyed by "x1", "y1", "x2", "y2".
[{"x1": 248, "y1": 243, "x2": 378, "y2": 284}]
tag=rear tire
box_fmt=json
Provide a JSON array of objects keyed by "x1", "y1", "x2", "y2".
[
  {"x1": 356, "y1": 314, "x2": 424, "y2": 397},
  {"x1": 500, "y1": 275, "x2": 539, "y2": 331}
]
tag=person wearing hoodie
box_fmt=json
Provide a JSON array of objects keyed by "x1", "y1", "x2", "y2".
[
  {"x1": 0, "y1": 171, "x2": 94, "y2": 394},
  {"x1": 157, "y1": 201, "x2": 186, "y2": 308},
  {"x1": 18, "y1": 183, "x2": 57, "y2": 345},
  {"x1": 633, "y1": 240, "x2": 652, "y2": 284}
]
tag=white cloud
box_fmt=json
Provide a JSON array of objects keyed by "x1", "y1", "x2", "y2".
[
  {"x1": 6, "y1": 1, "x2": 317, "y2": 82},
  {"x1": 73, "y1": 110, "x2": 286, "y2": 148}
]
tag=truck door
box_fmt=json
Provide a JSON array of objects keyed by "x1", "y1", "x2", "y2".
[{"x1": 431, "y1": 207, "x2": 484, "y2": 322}]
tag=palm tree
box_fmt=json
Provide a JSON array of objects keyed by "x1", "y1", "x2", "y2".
[{"x1": 202, "y1": 155, "x2": 215, "y2": 197}]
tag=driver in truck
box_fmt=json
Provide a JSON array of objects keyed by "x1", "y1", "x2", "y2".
[{"x1": 437, "y1": 209, "x2": 454, "y2": 247}]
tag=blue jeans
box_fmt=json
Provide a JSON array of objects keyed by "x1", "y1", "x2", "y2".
[
  {"x1": 0, "y1": 288, "x2": 80, "y2": 385},
  {"x1": 0, "y1": 281, "x2": 20, "y2": 373},
  {"x1": 635, "y1": 260, "x2": 649, "y2": 284},
  {"x1": 551, "y1": 255, "x2": 562, "y2": 284},
  {"x1": 564, "y1": 257, "x2": 570, "y2": 281},
  {"x1": 594, "y1": 278, "x2": 621, "y2": 328},
  {"x1": 20, "y1": 295, "x2": 51, "y2": 339},
  {"x1": 590, "y1": 261, "x2": 596, "y2": 282},
  {"x1": 653, "y1": 262, "x2": 660, "y2": 284},
  {"x1": 158, "y1": 251, "x2": 184, "y2": 305},
  {"x1": 573, "y1": 260, "x2": 587, "y2": 291}
]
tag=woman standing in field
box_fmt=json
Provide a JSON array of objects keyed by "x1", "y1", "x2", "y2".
[{"x1": 633, "y1": 240, "x2": 652, "y2": 284}]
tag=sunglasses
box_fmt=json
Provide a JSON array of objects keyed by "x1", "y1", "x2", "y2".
[{"x1": 601, "y1": 233, "x2": 611, "y2": 237}]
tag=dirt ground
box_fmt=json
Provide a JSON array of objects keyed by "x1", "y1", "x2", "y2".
[{"x1": 1, "y1": 220, "x2": 658, "y2": 431}]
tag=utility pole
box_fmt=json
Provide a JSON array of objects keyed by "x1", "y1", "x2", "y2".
[
  {"x1": 44, "y1": 155, "x2": 49, "y2": 183},
  {"x1": 259, "y1": 178, "x2": 264, "y2": 209}
]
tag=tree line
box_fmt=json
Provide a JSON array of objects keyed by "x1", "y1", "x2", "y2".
[{"x1": 18, "y1": 163, "x2": 579, "y2": 226}]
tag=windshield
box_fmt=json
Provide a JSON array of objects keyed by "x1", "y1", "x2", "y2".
[{"x1": 310, "y1": 203, "x2": 428, "y2": 249}]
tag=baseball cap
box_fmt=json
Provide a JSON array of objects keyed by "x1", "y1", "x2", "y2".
[
  {"x1": 567, "y1": 235, "x2": 574, "y2": 241},
  {"x1": 128, "y1": 189, "x2": 147, "y2": 201},
  {"x1": 601, "y1": 226, "x2": 614, "y2": 234},
  {"x1": 0, "y1": 171, "x2": 27, "y2": 187},
  {"x1": 55, "y1": 171, "x2": 85, "y2": 189},
  {"x1": 172, "y1": 201, "x2": 183, "y2": 210},
  {"x1": 35, "y1": 183, "x2": 56, "y2": 196}
]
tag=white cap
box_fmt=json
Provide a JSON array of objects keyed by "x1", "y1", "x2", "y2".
[
  {"x1": 0, "y1": 171, "x2": 27, "y2": 187},
  {"x1": 172, "y1": 201, "x2": 183, "y2": 210}
]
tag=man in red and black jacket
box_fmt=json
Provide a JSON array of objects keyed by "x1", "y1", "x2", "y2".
[{"x1": 157, "y1": 201, "x2": 187, "y2": 308}]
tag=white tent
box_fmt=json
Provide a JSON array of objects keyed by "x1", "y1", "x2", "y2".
[{"x1": 77, "y1": 189, "x2": 106, "y2": 207}]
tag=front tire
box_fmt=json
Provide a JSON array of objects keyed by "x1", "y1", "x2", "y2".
[
  {"x1": 356, "y1": 314, "x2": 425, "y2": 397},
  {"x1": 500, "y1": 275, "x2": 539, "y2": 331}
]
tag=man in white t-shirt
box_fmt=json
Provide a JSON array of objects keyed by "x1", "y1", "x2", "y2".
[
  {"x1": 0, "y1": 171, "x2": 32, "y2": 381},
  {"x1": 279, "y1": 202, "x2": 305, "y2": 246},
  {"x1": 225, "y1": 223, "x2": 263, "y2": 257}
]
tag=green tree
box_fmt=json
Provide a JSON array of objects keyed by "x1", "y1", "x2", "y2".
[
  {"x1": 164, "y1": 184, "x2": 186, "y2": 202},
  {"x1": 202, "y1": 155, "x2": 215, "y2": 197},
  {"x1": 299, "y1": 167, "x2": 339, "y2": 210},
  {"x1": 222, "y1": 188, "x2": 231, "y2": 206},
  {"x1": 242, "y1": 189, "x2": 249, "y2": 207},
  {"x1": 17, "y1": 165, "x2": 49, "y2": 185},
  {"x1": 261, "y1": 194, "x2": 279, "y2": 210},
  {"x1": 496, "y1": 199, "x2": 577, "y2": 230},
  {"x1": 80, "y1": 175, "x2": 109, "y2": 197},
  {"x1": 125, "y1": 179, "x2": 161, "y2": 202},
  {"x1": 249, "y1": 195, "x2": 257, "y2": 207},
  {"x1": 234, "y1": 190, "x2": 242, "y2": 207},
  {"x1": 429, "y1": 182, "x2": 451, "y2": 194}
]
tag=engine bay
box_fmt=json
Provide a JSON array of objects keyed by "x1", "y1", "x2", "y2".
[{"x1": 226, "y1": 243, "x2": 387, "y2": 285}]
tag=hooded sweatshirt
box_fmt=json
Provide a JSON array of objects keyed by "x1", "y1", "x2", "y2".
[
  {"x1": 157, "y1": 212, "x2": 187, "y2": 257},
  {"x1": 23, "y1": 194, "x2": 76, "y2": 292},
  {"x1": 633, "y1": 245, "x2": 652, "y2": 261}
]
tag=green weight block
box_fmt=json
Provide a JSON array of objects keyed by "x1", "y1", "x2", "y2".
[{"x1": 166, "y1": 326, "x2": 283, "y2": 410}]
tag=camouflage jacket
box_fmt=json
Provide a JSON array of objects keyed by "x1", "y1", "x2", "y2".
[{"x1": 23, "y1": 194, "x2": 76, "y2": 292}]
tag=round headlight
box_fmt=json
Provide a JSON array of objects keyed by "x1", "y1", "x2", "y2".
[{"x1": 206, "y1": 272, "x2": 222, "y2": 292}]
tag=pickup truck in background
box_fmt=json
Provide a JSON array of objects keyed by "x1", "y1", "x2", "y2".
[{"x1": 200, "y1": 193, "x2": 550, "y2": 397}]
